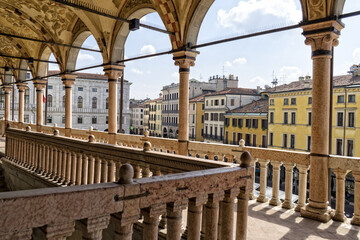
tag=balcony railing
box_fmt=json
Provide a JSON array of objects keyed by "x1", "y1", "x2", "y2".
[{"x1": 203, "y1": 134, "x2": 223, "y2": 141}]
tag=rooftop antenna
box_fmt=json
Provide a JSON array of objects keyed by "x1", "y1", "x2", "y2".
[
  {"x1": 222, "y1": 65, "x2": 226, "y2": 75},
  {"x1": 271, "y1": 71, "x2": 278, "y2": 90}
]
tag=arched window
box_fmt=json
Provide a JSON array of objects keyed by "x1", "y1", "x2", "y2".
[
  {"x1": 47, "y1": 95, "x2": 53, "y2": 107},
  {"x1": 106, "y1": 97, "x2": 108, "y2": 109},
  {"x1": 78, "y1": 96, "x2": 83, "y2": 108},
  {"x1": 92, "y1": 97, "x2": 97, "y2": 109},
  {"x1": 62, "y1": 95, "x2": 65, "y2": 108}
]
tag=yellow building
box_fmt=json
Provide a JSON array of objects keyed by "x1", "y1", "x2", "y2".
[
  {"x1": 266, "y1": 71, "x2": 360, "y2": 157},
  {"x1": 189, "y1": 94, "x2": 207, "y2": 142},
  {"x1": 224, "y1": 98, "x2": 268, "y2": 147}
]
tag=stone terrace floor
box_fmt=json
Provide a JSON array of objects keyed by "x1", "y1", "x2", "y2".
[{"x1": 247, "y1": 200, "x2": 360, "y2": 240}]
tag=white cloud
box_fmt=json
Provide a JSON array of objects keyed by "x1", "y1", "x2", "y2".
[
  {"x1": 233, "y1": 57, "x2": 247, "y2": 65},
  {"x1": 224, "y1": 61, "x2": 232, "y2": 67},
  {"x1": 77, "y1": 52, "x2": 95, "y2": 61},
  {"x1": 250, "y1": 76, "x2": 266, "y2": 84},
  {"x1": 140, "y1": 45, "x2": 156, "y2": 55},
  {"x1": 278, "y1": 66, "x2": 303, "y2": 82},
  {"x1": 217, "y1": 0, "x2": 301, "y2": 32},
  {"x1": 353, "y1": 48, "x2": 360, "y2": 63},
  {"x1": 131, "y1": 68, "x2": 143, "y2": 75},
  {"x1": 171, "y1": 72, "x2": 178, "y2": 79}
]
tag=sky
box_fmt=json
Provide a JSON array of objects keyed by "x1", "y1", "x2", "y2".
[{"x1": 49, "y1": 0, "x2": 360, "y2": 99}]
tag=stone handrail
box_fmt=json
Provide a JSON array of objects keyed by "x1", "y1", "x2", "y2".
[{"x1": 0, "y1": 163, "x2": 253, "y2": 239}]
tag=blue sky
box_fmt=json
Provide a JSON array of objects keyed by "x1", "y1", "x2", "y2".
[{"x1": 49, "y1": 0, "x2": 360, "y2": 99}]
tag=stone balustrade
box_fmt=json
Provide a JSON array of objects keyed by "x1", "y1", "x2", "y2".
[{"x1": 0, "y1": 156, "x2": 253, "y2": 240}]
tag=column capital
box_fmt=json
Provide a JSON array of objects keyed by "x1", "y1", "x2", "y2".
[
  {"x1": 271, "y1": 160, "x2": 283, "y2": 169},
  {"x1": 172, "y1": 49, "x2": 199, "y2": 69},
  {"x1": 297, "y1": 164, "x2": 310, "y2": 173},
  {"x1": 61, "y1": 73, "x2": 77, "y2": 87},
  {"x1": 283, "y1": 162, "x2": 296, "y2": 169},
  {"x1": 103, "y1": 64, "x2": 125, "y2": 81},
  {"x1": 332, "y1": 168, "x2": 347, "y2": 178},
  {"x1": 257, "y1": 158, "x2": 270, "y2": 166},
  {"x1": 301, "y1": 20, "x2": 344, "y2": 58},
  {"x1": 16, "y1": 82, "x2": 28, "y2": 91},
  {"x1": 2, "y1": 85, "x2": 12, "y2": 93},
  {"x1": 33, "y1": 79, "x2": 47, "y2": 90}
]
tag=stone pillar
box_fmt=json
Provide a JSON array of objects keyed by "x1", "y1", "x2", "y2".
[
  {"x1": 88, "y1": 155, "x2": 95, "y2": 184},
  {"x1": 166, "y1": 201, "x2": 187, "y2": 240},
  {"x1": 221, "y1": 188, "x2": 240, "y2": 240},
  {"x1": 80, "y1": 215, "x2": 110, "y2": 240},
  {"x1": 205, "y1": 192, "x2": 224, "y2": 240},
  {"x1": 282, "y1": 163, "x2": 295, "y2": 209},
  {"x1": 351, "y1": 171, "x2": 360, "y2": 225},
  {"x1": 332, "y1": 168, "x2": 347, "y2": 222},
  {"x1": 269, "y1": 161, "x2": 282, "y2": 206},
  {"x1": 41, "y1": 222, "x2": 75, "y2": 240},
  {"x1": 16, "y1": 83, "x2": 27, "y2": 123},
  {"x1": 257, "y1": 159, "x2": 269, "y2": 203},
  {"x1": 95, "y1": 156, "x2": 101, "y2": 184},
  {"x1": 103, "y1": 64, "x2": 124, "y2": 144},
  {"x1": 295, "y1": 164, "x2": 309, "y2": 212},
  {"x1": 301, "y1": 21, "x2": 343, "y2": 222},
  {"x1": 172, "y1": 49, "x2": 198, "y2": 155},
  {"x1": 141, "y1": 205, "x2": 166, "y2": 240},
  {"x1": 61, "y1": 74, "x2": 76, "y2": 137},
  {"x1": 3, "y1": 86, "x2": 12, "y2": 122},
  {"x1": 236, "y1": 188, "x2": 249, "y2": 240},
  {"x1": 76, "y1": 153, "x2": 83, "y2": 185},
  {"x1": 187, "y1": 195, "x2": 207, "y2": 240},
  {"x1": 0, "y1": 229, "x2": 32, "y2": 240},
  {"x1": 112, "y1": 213, "x2": 139, "y2": 240},
  {"x1": 33, "y1": 79, "x2": 47, "y2": 132}
]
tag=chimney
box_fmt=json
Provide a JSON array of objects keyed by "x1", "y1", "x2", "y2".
[
  {"x1": 299, "y1": 76, "x2": 304, "y2": 81},
  {"x1": 305, "y1": 75, "x2": 311, "y2": 80},
  {"x1": 257, "y1": 86, "x2": 261, "y2": 94}
]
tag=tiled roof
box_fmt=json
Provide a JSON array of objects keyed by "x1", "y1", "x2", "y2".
[
  {"x1": 205, "y1": 87, "x2": 259, "y2": 97},
  {"x1": 264, "y1": 74, "x2": 360, "y2": 93},
  {"x1": 229, "y1": 98, "x2": 268, "y2": 114},
  {"x1": 189, "y1": 93, "x2": 212, "y2": 102},
  {"x1": 129, "y1": 103, "x2": 144, "y2": 108},
  {"x1": 47, "y1": 70, "x2": 128, "y2": 82}
]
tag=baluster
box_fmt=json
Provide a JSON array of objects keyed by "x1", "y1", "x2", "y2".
[
  {"x1": 332, "y1": 168, "x2": 347, "y2": 222},
  {"x1": 55, "y1": 148, "x2": 62, "y2": 181},
  {"x1": 88, "y1": 155, "x2": 95, "y2": 184},
  {"x1": 79, "y1": 215, "x2": 110, "y2": 240},
  {"x1": 205, "y1": 192, "x2": 224, "y2": 240},
  {"x1": 94, "y1": 156, "x2": 101, "y2": 184},
  {"x1": 166, "y1": 201, "x2": 187, "y2": 240},
  {"x1": 236, "y1": 188, "x2": 249, "y2": 240},
  {"x1": 108, "y1": 160, "x2": 115, "y2": 182},
  {"x1": 282, "y1": 163, "x2": 295, "y2": 209},
  {"x1": 295, "y1": 164, "x2": 309, "y2": 212},
  {"x1": 82, "y1": 154, "x2": 89, "y2": 185},
  {"x1": 41, "y1": 144, "x2": 46, "y2": 174},
  {"x1": 40, "y1": 222, "x2": 75, "y2": 240},
  {"x1": 154, "y1": 168, "x2": 162, "y2": 176},
  {"x1": 142, "y1": 165, "x2": 152, "y2": 178},
  {"x1": 187, "y1": 195, "x2": 207, "y2": 240},
  {"x1": 351, "y1": 171, "x2": 360, "y2": 225},
  {"x1": 45, "y1": 145, "x2": 51, "y2": 177},
  {"x1": 69, "y1": 152, "x2": 77, "y2": 185},
  {"x1": 76, "y1": 153, "x2": 83, "y2": 185},
  {"x1": 269, "y1": 161, "x2": 282, "y2": 206},
  {"x1": 134, "y1": 164, "x2": 142, "y2": 178},
  {"x1": 59, "y1": 149, "x2": 67, "y2": 184},
  {"x1": 141, "y1": 205, "x2": 166, "y2": 240},
  {"x1": 65, "y1": 150, "x2": 72, "y2": 185},
  {"x1": 256, "y1": 159, "x2": 269, "y2": 203},
  {"x1": 51, "y1": 147, "x2": 58, "y2": 179},
  {"x1": 101, "y1": 159, "x2": 108, "y2": 183},
  {"x1": 221, "y1": 189, "x2": 240, "y2": 240},
  {"x1": 35, "y1": 144, "x2": 42, "y2": 173}
]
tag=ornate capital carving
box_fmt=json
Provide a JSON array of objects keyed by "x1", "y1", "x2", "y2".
[
  {"x1": 61, "y1": 73, "x2": 76, "y2": 87},
  {"x1": 103, "y1": 64, "x2": 125, "y2": 82},
  {"x1": 2, "y1": 85, "x2": 12, "y2": 93},
  {"x1": 33, "y1": 79, "x2": 47, "y2": 90},
  {"x1": 172, "y1": 50, "x2": 199, "y2": 69},
  {"x1": 16, "y1": 82, "x2": 28, "y2": 91}
]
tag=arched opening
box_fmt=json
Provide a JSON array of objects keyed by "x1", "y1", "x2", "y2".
[{"x1": 47, "y1": 94, "x2": 53, "y2": 107}]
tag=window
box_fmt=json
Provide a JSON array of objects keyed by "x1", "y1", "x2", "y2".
[
  {"x1": 221, "y1": 99, "x2": 225, "y2": 105},
  {"x1": 307, "y1": 136, "x2": 311, "y2": 151},
  {"x1": 63, "y1": 86, "x2": 65, "y2": 91},
  {"x1": 201, "y1": 115, "x2": 204, "y2": 123},
  {"x1": 62, "y1": 95, "x2": 65, "y2": 108},
  {"x1": 308, "y1": 112, "x2": 312, "y2": 126},
  {"x1": 337, "y1": 112, "x2": 344, "y2": 127},
  {"x1": 269, "y1": 133, "x2": 273, "y2": 146},
  {"x1": 214, "y1": 100, "x2": 219, "y2": 106},
  {"x1": 202, "y1": 104, "x2": 204, "y2": 110},
  {"x1": 106, "y1": 89, "x2": 109, "y2": 93},
  {"x1": 337, "y1": 95, "x2": 344, "y2": 103},
  {"x1": 210, "y1": 113, "x2": 214, "y2": 121},
  {"x1": 92, "y1": 88, "x2": 97, "y2": 92},
  {"x1": 47, "y1": 115, "x2": 52, "y2": 124},
  {"x1": 106, "y1": 116, "x2": 108, "y2": 124},
  {"x1": 206, "y1": 100, "x2": 208, "y2": 106},
  {"x1": 252, "y1": 134, "x2": 257, "y2": 147},
  {"x1": 290, "y1": 135, "x2": 295, "y2": 149},
  {"x1": 284, "y1": 112, "x2": 288, "y2": 124},
  {"x1": 92, "y1": 97, "x2": 97, "y2": 109},
  {"x1": 225, "y1": 118, "x2": 230, "y2": 126},
  {"x1": 193, "y1": 104, "x2": 195, "y2": 110},
  {"x1": 245, "y1": 119, "x2": 251, "y2": 128},
  {"x1": 348, "y1": 94, "x2": 355, "y2": 103},
  {"x1": 25, "y1": 89, "x2": 30, "y2": 104},
  {"x1": 211, "y1": 100, "x2": 213, "y2": 106},
  {"x1": 283, "y1": 134, "x2": 288, "y2": 148},
  {"x1": 308, "y1": 97, "x2": 312, "y2": 104},
  {"x1": 214, "y1": 113, "x2": 218, "y2": 121},
  {"x1": 347, "y1": 140, "x2": 354, "y2": 157},
  {"x1": 230, "y1": 99, "x2": 235, "y2": 106},
  {"x1": 78, "y1": 87, "x2": 83, "y2": 91},
  {"x1": 270, "y1": 99, "x2": 274, "y2": 105},
  {"x1": 336, "y1": 139, "x2": 342, "y2": 155},
  {"x1": 252, "y1": 119, "x2": 258, "y2": 128},
  {"x1": 284, "y1": 98, "x2": 289, "y2": 105},
  {"x1": 204, "y1": 113, "x2": 209, "y2": 121},
  {"x1": 219, "y1": 113, "x2": 224, "y2": 121},
  {"x1": 77, "y1": 116, "x2": 83, "y2": 124},
  {"x1": 291, "y1": 98, "x2": 296, "y2": 105},
  {"x1": 47, "y1": 94, "x2": 53, "y2": 107},
  {"x1": 78, "y1": 96, "x2": 83, "y2": 108},
  {"x1": 62, "y1": 115, "x2": 65, "y2": 124},
  {"x1": 270, "y1": 112, "x2": 274, "y2": 124},
  {"x1": 238, "y1": 118, "x2": 243, "y2": 128},
  {"x1": 92, "y1": 116, "x2": 97, "y2": 124},
  {"x1": 24, "y1": 115, "x2": 29, "y2": 123},
  {"x1": 261, "y1": 119, "x2": 267, "y2": 129},
  {"x1": 348, "y1": 112, "x2": 355, "y2": 127},
  {"x1": 48, "y1": 85, "x2": 53, "y2": 90},
  {"x1": 291, "y1": 112, "x2": 296, "y2": 124},
  {"x1": 106, "y1": 98, "x2": 109, "y2": 109},
  {"x1": 232, "y1": 118, "x2": 237, "y2": 127}
]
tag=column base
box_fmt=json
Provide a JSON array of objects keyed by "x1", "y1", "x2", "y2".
[
  {"x1": 269, "y1": 198, "x2": 281, "y2": 206},
  {"x1": 300, "y1": 202, "x2": 334, "y2": 223},
  {"x1": 333, "y1": 212, "x2": 347, "y2": 222},
  {"x1": 351, "y1": 214, "x2": 360, "y2": 226},
  {"x1": 282, "y1": 201, "x2": 294, "y2": 209},
  {"x1": 256, "y1": 195, "x2": 268, "y2": 203},
  {"x1": 295, "y1": 204, "x2": 305, "y2": 212},
  {"x1": 65, "y1": 128, "x2": 71, "y2": 137}
]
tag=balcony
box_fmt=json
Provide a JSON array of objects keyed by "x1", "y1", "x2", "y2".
[{"x1": 202, "y1": 134, "x2": 223, "y2": 142}]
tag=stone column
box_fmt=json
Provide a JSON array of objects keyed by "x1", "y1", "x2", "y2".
[
  {"x1": 236, "y1": 188, "x2": 249, "y2": 240},
  {"x1": 16, "y1": 83, "x2": 27, "y2": 124},
  {"x1": 3, "y1": 86, "x2": 12, "y2": 122},
  {"x1": 295, "y1": 164, "x2": 309, "y2": 212},
  {"x1": 269, "y1": 161, "x2": 282, "y2": 206},
  {"x1": 61, "y1": 74, "x2": 76, "y2": 137},
  {"x1": 76, "y1": 153, "x2": 83, "y2": 185},
  {"x1": 205, "y1": 192, "x2": 224, "y2": 240},
  {"x1": 172, "y1": 49, "x2": 198, "y2": 156},
  {"x1": 40, "y1": 222, "x2": 75, "y2": 240},
  {"x1": 221, "y1": 188, "x2": 240, "y2": 240},
  {"x1": 88, "y1": 155, "x2": 95, "y2": 184},
  {"x1": 141, "y1": 205, "x2": 166, "y2": 240},
  {"x1": 95, "y1": 156, "x2": 101, "y2": 183},
  {"x1": 33, "y1": 79, "x2": 47, "y2": 132},
  {"x1": 80, "y1": 215, "x2": 110, "y2": 240},
  {"x1": 351, "y1": 171, "x2": 360, "y2": 225},
  {"x1": 166, "y1": 201, "x2": 187, "y2": 240},
  {"x1": 332, "y1": 168, "x2": 347, "y2": 222},
  {"x1": 103, "y1": 64, "x2": 124, "y2": 145},
  {"x1": 301, "y1": 21, "x2": 343, "y2": 222},
  {"x1": 112, "y1": 213, "x2": 139, "y2": 240},
  {"x1": 257, "y1": 159, "x2": 269, "y2": 203},
  {"x1": 282, "y1": 163, "x2": 295, "y2": 209},
  {"x1": 187, "y1": 195, "x2": 207, "y2": 240}
]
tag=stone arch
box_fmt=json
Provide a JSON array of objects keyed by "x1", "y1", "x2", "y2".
[
  {"x1": 299, "y1": 0, "x2": 346, "y2": 22},
  {"x1": 185, "y1": 0, "x2": 215, "y2": 46},
  {"x1": 17, "y1": 60, "x2": 29, "y2": 83},
  {"x1": 36, "y1": 46, "x2": 53, "y2": 79},
  {"x1": 111, "y1": 8, "x2": 156, "y2": 63},
  {"x1": 66, "y1": 30, "x2": 94, "y2": 72}
]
